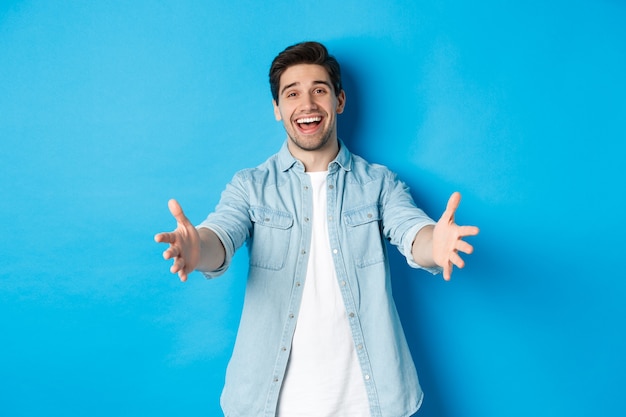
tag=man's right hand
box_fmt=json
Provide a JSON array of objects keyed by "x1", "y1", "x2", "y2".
[{"x1": 154, "y1": 199, "x2": 201, "y2": 282}]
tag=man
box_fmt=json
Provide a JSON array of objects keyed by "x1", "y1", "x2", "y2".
[{"x1": 155, "y1": 41, "x2": 479, "y2": 417}]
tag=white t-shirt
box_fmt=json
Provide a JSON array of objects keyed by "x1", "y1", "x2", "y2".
[{"x1": 276, "y1": 171, "x2": 370, "y2": 417}]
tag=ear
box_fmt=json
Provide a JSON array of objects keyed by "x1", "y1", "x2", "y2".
[
  {"x1": 272, "y1": 100, "x2": 282, "y2": 121},
  {"x1": 336, "y1": 90, "x2": 346, "y2": 114}
]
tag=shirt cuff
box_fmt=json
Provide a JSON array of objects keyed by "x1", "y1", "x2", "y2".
[
  {"x1": 195, "y1": 224, "x2": 233, "y2": 279},
  {"x1": 404, "y1": 222, "x2": 442, "y2": 275}
]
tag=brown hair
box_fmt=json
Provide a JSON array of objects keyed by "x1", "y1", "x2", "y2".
[{"x1": 269, "y1": 41, "x2": 342, "y2": 103}]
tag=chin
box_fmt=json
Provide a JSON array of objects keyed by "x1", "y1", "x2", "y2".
[{"x1": 291, "y1": 135, "x2": 332, "y2": 152}]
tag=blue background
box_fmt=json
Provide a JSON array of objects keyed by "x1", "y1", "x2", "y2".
[{"x1": 1, "y1": 1, "x2": 625, "y2": 416}]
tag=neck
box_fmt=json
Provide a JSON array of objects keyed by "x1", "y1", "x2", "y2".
[{"x1": 288, "y1": 137, "x2": 339, "y2": 172}]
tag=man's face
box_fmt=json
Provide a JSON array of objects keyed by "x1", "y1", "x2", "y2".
[{"x1": 273, "y1": 64, "x2": 346, "y2": 153}]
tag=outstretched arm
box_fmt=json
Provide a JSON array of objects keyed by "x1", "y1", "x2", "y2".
[
  {"x1": 411, "y1": 192, "x2": 479, "y2": 281},
  {"x1": 154, "y1": 199, "x2": 226, "y2": 282}
]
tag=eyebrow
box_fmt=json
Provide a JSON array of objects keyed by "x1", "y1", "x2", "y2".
[{"x1": 280, "y1": 80, "x2": 333, "y2": 96}]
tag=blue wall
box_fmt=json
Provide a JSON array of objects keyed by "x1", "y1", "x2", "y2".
[{"x1": 1, "y1": 1, "x2": 624, "y2": 416}]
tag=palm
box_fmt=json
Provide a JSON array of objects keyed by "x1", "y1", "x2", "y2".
[
  {"x1": 432, "y1": 192, "x2": 479, "y2": 280},
  {"x1": 154, "y1": 199, "x2": 201, "y2": 282}
]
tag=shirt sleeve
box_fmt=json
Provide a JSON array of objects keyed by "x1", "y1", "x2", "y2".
[
  {"x1": 196, "y1": 223, "x2": 236, "y2": 279},
  {"x1": 196, "y1": 171, "x2": 252, "y2": 279},
  {"x1": 380, "y1": 171, "x2": 442, "y2": 275}
]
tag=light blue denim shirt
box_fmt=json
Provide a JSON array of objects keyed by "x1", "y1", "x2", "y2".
[{"x1": 198, "y1": 140, "x2": 440, "y2": 417}]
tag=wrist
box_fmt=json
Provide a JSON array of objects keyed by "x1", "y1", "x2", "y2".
[{"x1": 411, "y1": 225, "x2": 436, "y2": 267}]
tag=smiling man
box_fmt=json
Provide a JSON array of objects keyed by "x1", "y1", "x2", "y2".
[
  {"x1": 155, "y1": 41, "x2": 479, "y2": 417},
  {"x1": 273, "y1": 63, "x2": 345, "y2": 160}
]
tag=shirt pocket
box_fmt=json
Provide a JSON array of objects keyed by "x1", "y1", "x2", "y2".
[
  {"x1": 248, "y1": 206, "x2": 294, "y2": 270},
  {"x1": 343, "y1": 203, "x2": 385, "y2": 268}
]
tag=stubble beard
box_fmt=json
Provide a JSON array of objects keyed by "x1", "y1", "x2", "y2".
[{"x1": 286, "y1": 123, "x2": 335, "y2": 153}]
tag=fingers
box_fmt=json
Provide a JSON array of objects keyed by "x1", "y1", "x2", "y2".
[
  {"x1": 456, "y1": 239, "x2": 474, "y2": 255},
  {"x1": 156, "y1": 199, "x2": 192, "y2": 283},
  {"x1": 170, "y1": 253, "x2": 185, "y2": 273},
  {"x1": 155, "y1": 199, "x2": 186, "y2": 243},
  {"x1": 164, "y1": 247, "x2": 189, "y2": 282},
  {"x1": 443, "y1": 251, "x2": 465, "y2": 281},
  {"x1": 154, "y1": 231, "x2": 175, "y2": 244},
  {"x1": 442, "y1": 191, "x2": 461, "y2": 220},
  {"x1": 168, "y1": 250, "x2": 190, "y2": 282},
  {"x1": 441, "y1": 232, "x2": 472, "y2": 281},
  {"x1": 171, "y1": 259, "x2": 189, "y2": 282},
  {"x1": 437, "y1": 192, "x2": 480, "y2": 282},
  {"x1": 162, "y1": 245, "x2": 180, "y2": 260},
  {"x1": 443, "y1": 262, "x2": 452, "y2": 281},
  {"x1": 459, "y1": 225, "x2": 480, "y2": 238},
  {"x1": 168, "y1": 199, "x2": 190, "y2": 224},
  {"x1": 450, "y1": 251, "x2": 465, "y2": 269},
  {"x1": 155, "y1": 233, "x2": 181, "y2": 261}
]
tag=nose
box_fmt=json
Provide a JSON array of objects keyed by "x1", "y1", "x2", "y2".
[{"x1": 300, "y1": 92, "x2": 318, "y2": 111}]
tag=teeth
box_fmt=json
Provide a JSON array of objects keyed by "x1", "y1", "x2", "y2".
[{"x1": 296, "y1": 116, "x2": 322, "y2": 124}]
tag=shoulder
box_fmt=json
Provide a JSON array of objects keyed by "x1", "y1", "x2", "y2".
[
  {"x1": 231, "y1": 152, "x2": 285, "y2": 185},
  {"x1": 348, "y1": 152, "x2": 398, "y2": 184}
]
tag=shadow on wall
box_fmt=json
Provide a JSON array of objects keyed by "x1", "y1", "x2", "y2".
[{"x1": 336, "y1": 56, "x2": 362, "y2": 155}]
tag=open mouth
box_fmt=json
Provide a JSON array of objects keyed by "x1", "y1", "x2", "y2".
[{"x1": 295, "y1": 116, "x2": 323, "y2": 134}]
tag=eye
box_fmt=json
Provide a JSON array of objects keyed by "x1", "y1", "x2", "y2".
[{"x1": 314, "y1": 88, "x2": 327, "y2": 95}]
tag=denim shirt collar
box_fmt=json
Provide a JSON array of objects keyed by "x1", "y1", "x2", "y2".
[{"x1": 277, "y1": 139, "x2": 353, "y2": 173}]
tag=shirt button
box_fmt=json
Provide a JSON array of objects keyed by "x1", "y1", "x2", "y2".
[
  {"x1": 301, "y1": 249, "x2": 306, "y2": 255},
  {"x1": 367, "y1": 213, "x2": 372, "y2": 218},
  {"x1": 341, "y1": 281, "x2": 346, "y2": 286},
  {"x1": 304, "y1": 186, "x2": 309, "y2": 190},
  {"x1": 364, "y1": 374, "x2": 370, "y2": 381},
  {"x1": 333, "y1": 249, "x2": 338, "y2": 254},
  {"x1": 349, "y1": 312, "x2": 355, "y2": 318},
  {"x1": 328, "y1": 215, "x2": 333, "y2": 221},
  {"x1": 357, "y1": 344, "x2": 363, "y2": 350},
  {"x1": 296, "y1": 282, "x2": 301, "y2": 287},
  {"x1": 281, "y1": 346, "x2": 287, "y2": 352},
  {"x1": 274, "y1": 377, "x2": 279, "y2": 382},
  {"x1": 329, "y1": 185, "x2": 334, "y2": 189},
  {"x1": 289, "y1": 314, "x2": 294, "y2": 319},
  {"x1": 304, "y1": 217, "x2": 309, "y2": 222}
]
